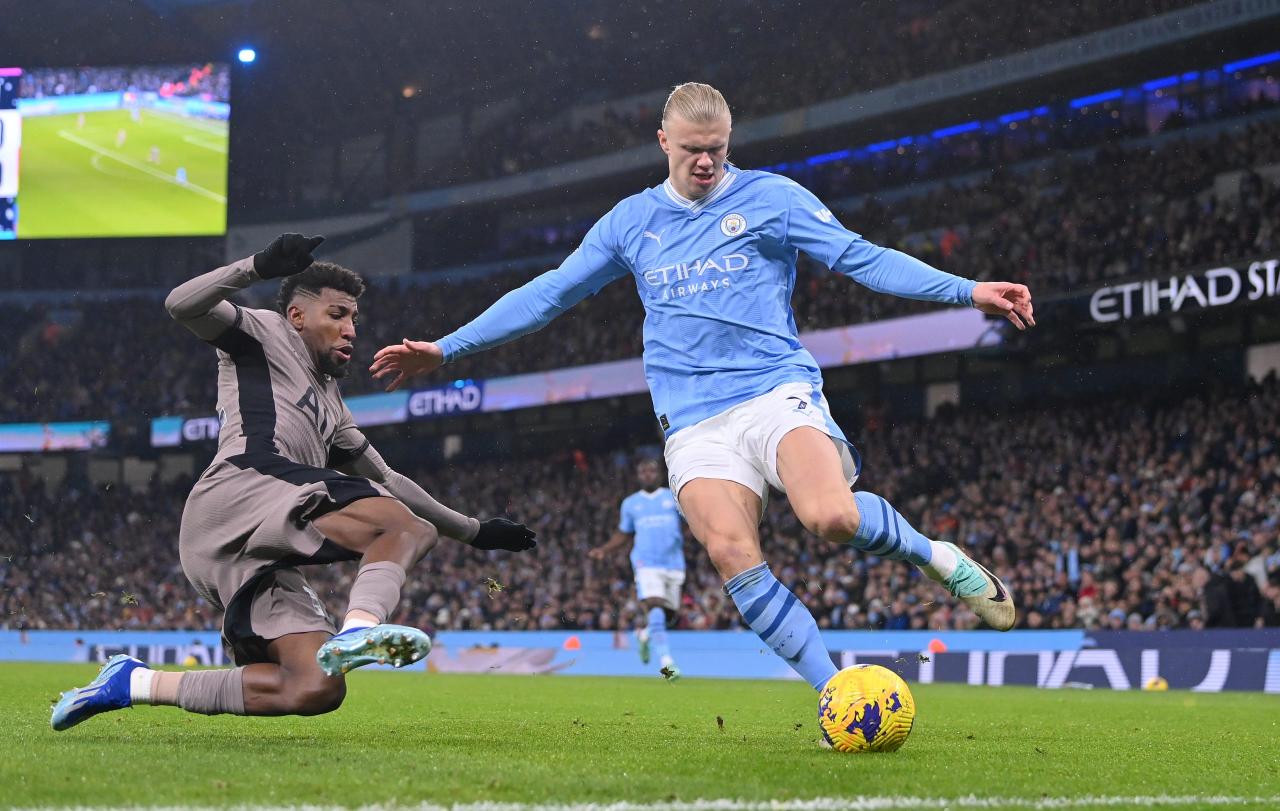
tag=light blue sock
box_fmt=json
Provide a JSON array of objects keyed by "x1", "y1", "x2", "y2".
[
  {"x1": 850, "y1": 491, "x2": 934, "y2": 566},
  {"x1": 725, "y1": 562, "x2": 837, "y2": 691},
  {"x1": 647, "y1": 607, "x2": 673, "y2": 665}
]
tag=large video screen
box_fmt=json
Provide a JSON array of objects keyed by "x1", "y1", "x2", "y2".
[{"x1": 0, "y1": 62, "x2": 230, "y2": 239}]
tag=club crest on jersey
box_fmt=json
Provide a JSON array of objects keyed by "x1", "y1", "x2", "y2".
[{"x1": 720, "y1": 213, "x2": 747, "y2": 237}]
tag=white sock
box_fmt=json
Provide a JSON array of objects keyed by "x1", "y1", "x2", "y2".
[
  {"x1": 339, "y1": 617, "x2": 378, "y2": 634},
  {"x1": 920, "y1": 540, "x2": 959, "y2": 582},
  {"x1": 637, "y1": 628, "x2": 650, "y2": 643},
  {"x1": 129, "y1": 666, "x2": 155, "y2": 704},
  {"x1": 660, "y1": 655, "x2": 675, "y2": 668}
]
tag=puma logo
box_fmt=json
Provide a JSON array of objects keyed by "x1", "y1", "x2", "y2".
[{"x1": 642, "y1": 229, "x2": 665, "y2": 246}]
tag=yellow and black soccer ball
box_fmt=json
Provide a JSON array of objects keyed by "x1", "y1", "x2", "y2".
[{"x1": 817, "y1": 664, "x2": 916, "y2": 753}]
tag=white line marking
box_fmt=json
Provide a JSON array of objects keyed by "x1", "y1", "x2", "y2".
[
  {"x1": 181, "y1": 133, "x2": 228, "y2": 153},
  {"x1": 9, "y1": 796, "x2": 1280, "y2": 810},
  {"x1": 89, "y1": 152, "x2": 157, "y2": 183},
  {"x1": 148, "y1": 108, "x2": 229, "y2": 136},
  {"x1": 56, "y1": 129, "x2": 226, "y2": 204}
]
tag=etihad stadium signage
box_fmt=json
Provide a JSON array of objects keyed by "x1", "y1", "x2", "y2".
[
  {"x1": 1089, "y1": 258, "x2": 1280, "y2": 323},
  {"x1": 407, "y1": 380, "x2": 485, "y2": 420}
]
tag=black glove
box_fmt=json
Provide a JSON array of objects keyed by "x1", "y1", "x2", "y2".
[
  {"x1": 253, "y1": 233, "x2": 325, "y2": 279},
  {"x1": 471, "y1": 518, "x2": 537, "y2": 552}
]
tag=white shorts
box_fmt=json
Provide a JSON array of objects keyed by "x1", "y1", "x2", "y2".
[
  {"x1": 635, "y1": 567, "x2": 685, "y2": 609},
  {"x1": 664, "y1": 381, "x2": 861, "y2": 507}
]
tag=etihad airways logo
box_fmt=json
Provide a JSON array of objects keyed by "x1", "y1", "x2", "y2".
[
  {"x1": 643, "y1": 253, "x2": 749, "y2": 287},
  {"x1": 643, "y1": 253, "x2": 750, "y2": 301}
]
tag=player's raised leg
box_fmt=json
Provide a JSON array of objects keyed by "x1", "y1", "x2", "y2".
[
  {"x1": 311, "y1": 496, "x2": 439, "y2": 675},
  {"x1": 776, "y1": 427, "x2": 1016, "y2": 630},
  {"x1": 678, "y1": 478, "x2": 838, "y2": 690}
]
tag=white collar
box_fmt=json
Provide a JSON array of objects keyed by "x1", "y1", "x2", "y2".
[{"x1": 662, "y1": 169, "x2": 736, "y2": 213}]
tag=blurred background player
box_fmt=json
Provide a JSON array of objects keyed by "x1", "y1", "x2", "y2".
[
  {"x1": 590, "y1": 457, "x2": 685, "y2": 679},
  {"x1": 50, "y1": 233, "x2": 537, "y2": 730},
  {"x1": 372, "y1": 82, "x2": 1033, "y2": 693}
]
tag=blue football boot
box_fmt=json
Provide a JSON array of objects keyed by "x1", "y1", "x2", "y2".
[
  {"x1": 51, "y1": 654, "x2": 145, "y2": 731},
  {"x1": 316, "y1": 624, "x2": 432, "y2": 676}
]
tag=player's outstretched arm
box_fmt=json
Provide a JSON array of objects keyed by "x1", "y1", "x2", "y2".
[
  {"x1": 370, "y1": 219, "x2": 627, "y2": 391},
  {"x1": 164, "y1": 233, "x2": 324, "y2": 340},
  {"x1": 368, "y1": 339, "x2": 445, "y2": 392},
  {"x1": 970, "y1": 281, "x2": 1035, "y2": 330},
  {"x1": 588, "y1": 530, "x2": 634, "y2": 561},
  {"x1": 338, "y1": 439, "x2": 537, "y2": 552},
  {"x1": 780, "y1": 180, "x2": 1036, "y2": 330}
]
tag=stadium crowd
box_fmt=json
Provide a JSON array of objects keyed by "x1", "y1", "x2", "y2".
[
  {"x1": 3, "y1": 378, "x2": 1278, "y2": 634},
  {"x1": 5, "y1": 112, "x2": 1277, "y2": 423},
  {"x1": 422, "y1": 0, "x2": 1203, "y2": 183},
  {"x1": 19, "y1": 64, "x2": 231, "y2": 103}
]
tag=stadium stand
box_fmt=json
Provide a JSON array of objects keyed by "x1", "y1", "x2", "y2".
[
  {"x1": 5, "y1": 111, "x2": 1277, "y2": 422},
  {"x1": 415, "y1": 0, "x2": 1207, "y2": 184},
  {"x1": 3, "y1": 377, "x2": 1277, "y2": 633},
  {"x1": 2, "y1": 1, "x2": 1276, "y2": 656}
]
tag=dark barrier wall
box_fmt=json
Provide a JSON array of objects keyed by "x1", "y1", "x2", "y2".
[{"x1": 839, "y1": 630, "x2": 1280, "y2": 692}]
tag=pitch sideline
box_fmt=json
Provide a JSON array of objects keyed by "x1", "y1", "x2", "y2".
[{"x1": 11, "y1": 796, "x2": 1280, "y2": 811}]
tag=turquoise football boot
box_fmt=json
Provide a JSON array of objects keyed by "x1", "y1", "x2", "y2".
[
  {"x1": 316, "y1": 624, "x2": 432, "y2": 676},
  {"x1": 940, "y1": 542, "x2": 1017, "y2": 630}
]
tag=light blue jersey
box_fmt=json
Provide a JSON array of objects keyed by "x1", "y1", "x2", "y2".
[
  {"x1": 437, "y1": 164, "x2": 977, "y2": 436},
  {"x1": 619, "y1": 487, "x2": 684, "y2": 571}
]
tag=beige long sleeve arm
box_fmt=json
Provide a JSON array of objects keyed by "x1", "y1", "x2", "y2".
[
  {"x1": 164, "y1": 256, "x2": 258, "y2": 340},
  {"x1": 339, "y1": 441, "x2": 481, "y2": 544}
]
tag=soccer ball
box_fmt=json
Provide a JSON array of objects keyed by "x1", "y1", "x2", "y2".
[
  {"x1": 817, "y1": 664, "x2": 916, "y2": 753},
  {"x1": 1143, "y1": 676, "x2": 1169, "y2": 691}
]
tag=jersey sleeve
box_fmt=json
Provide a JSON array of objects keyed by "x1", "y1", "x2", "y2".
[
  {"x1": 207, "y1": 306, "x2": 291, "y2": 358},
  {"x1": 436, "y1": 211, "x2": 630, "y2": 362},
  {"x1": 618, "y1": 498, "x2": 635, "y2": 533},
  {"x1": 164, "y1": 257, "x2": 260, "y2": 343},
  {"x1": 782, "y1": 179, "x2": 976, "y2": 306},
  {"x1": 327, "y1": 400, "x2": 371, "y2": 468}
]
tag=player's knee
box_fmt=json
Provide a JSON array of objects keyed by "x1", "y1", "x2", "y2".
[
  {"x1": 802, "y1": 501, "x2": 861, "y2": 545},
  {"x1": 290, "y1": 675, "x2": 346, "y2": 716},
  {"x1": 404, "y1": 517, "x2": 438, "y2": 559},
  {"x1": 700, "y1": 531, "x2": 759, "y2": 578},
  {"x1": 386, "y1": 516, "x2": 437, "y2": 565}
]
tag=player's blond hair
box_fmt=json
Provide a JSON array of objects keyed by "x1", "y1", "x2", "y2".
[{"x1": 661, "y1": 83, "x2": 731, "y2": 128}]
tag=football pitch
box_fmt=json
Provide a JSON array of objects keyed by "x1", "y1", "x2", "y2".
[
  {"x1": 2, "y1": 664, "x2": 1278, "y2": 809},
  {"x1": 16, "y1": 108, "x2": 228, "y2": 238}
]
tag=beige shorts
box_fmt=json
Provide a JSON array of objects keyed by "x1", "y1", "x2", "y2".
[{"x1": 179, "y1": 453, "x2": 391, "y2": 664}]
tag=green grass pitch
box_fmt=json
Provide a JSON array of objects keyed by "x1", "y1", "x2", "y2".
[
  {"x1": 16, "y1": 108, "x2": 228, "y2": 238},
  {"x1": 2, "y1": 664, "x2": 1277, "y2": 809}
]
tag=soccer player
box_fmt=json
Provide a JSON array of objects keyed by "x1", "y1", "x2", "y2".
[
  {"x1": 51, "y1": 234, "x2": 537, "y2": 730},
  {"x1": 589, "y1": 457, "x2": 685, "y2": 678},
  {"x1": 371, "y1": 84, "x2": 1034, "y2": 692}
]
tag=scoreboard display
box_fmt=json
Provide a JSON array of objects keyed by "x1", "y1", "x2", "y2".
[
  {"x1": 0, "y1": 62, "x2": 230, "y2": 240},
  {"x1": 0, "y1": 69, "x2": 18, "y2": 237}
]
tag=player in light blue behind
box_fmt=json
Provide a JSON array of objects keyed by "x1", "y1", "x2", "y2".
[
  {"x1": 590, "y1": 457, "x2": 686, "y2": 679},
  {"x1": 373, "y1": 83, "x2": 1035, "y2": 692}
]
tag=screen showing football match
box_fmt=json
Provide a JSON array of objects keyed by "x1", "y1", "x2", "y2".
[{"x1": 0, "y1": 62, "x2": 229, "y2": 239}]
